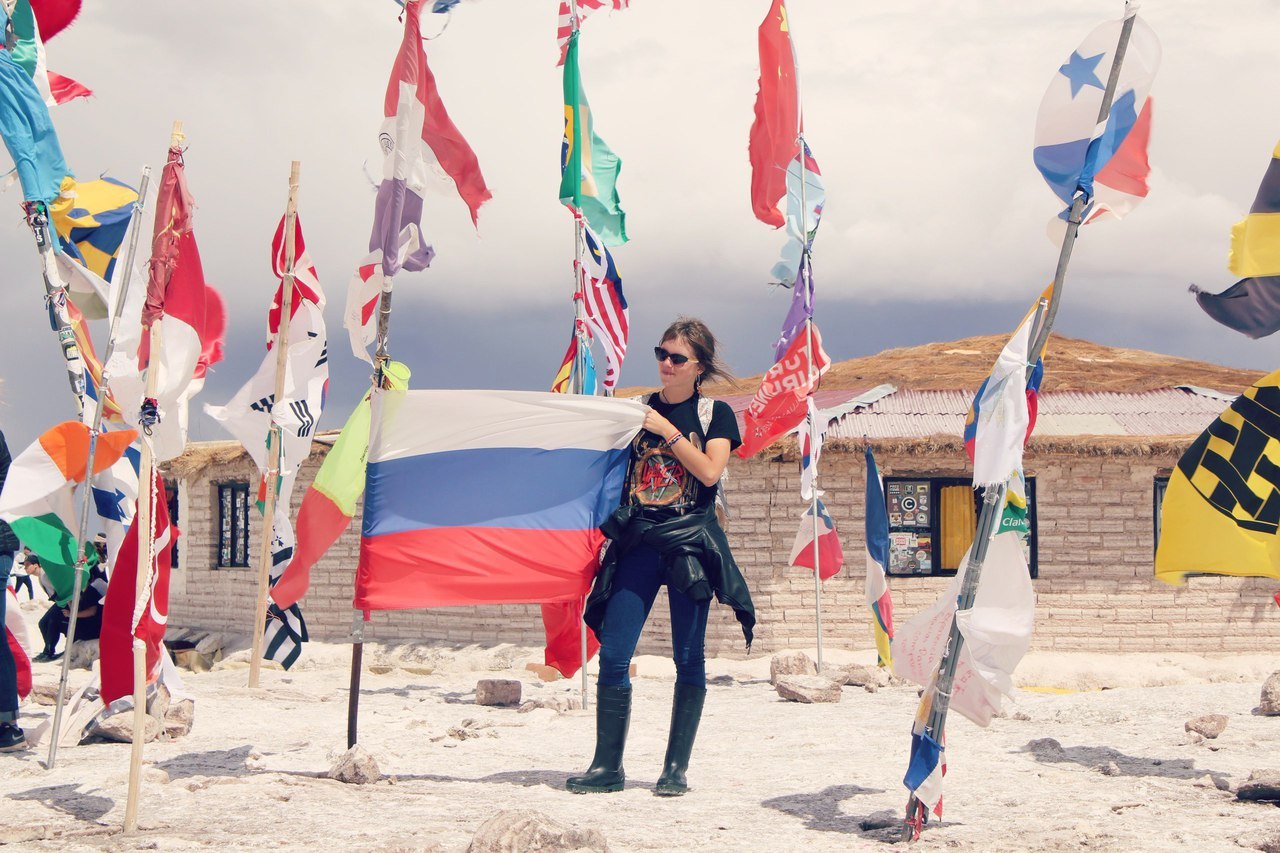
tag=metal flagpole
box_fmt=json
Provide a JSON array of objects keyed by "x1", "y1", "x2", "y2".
[
  {"x1": 567, "y1": 0, "x2": 593, "y2": 712},
  {"x1": 902, "y1": 10, "x2": 1136, "y2": 840},
  {"x1": 249, "y1": 161, "x2": 301, "y2": 689},
  {"x1": 788, "y1": 0, "x2": 823, "y2": 672},
  {"x1": 46, "y1": 164, "x2": 153, "y2": 769}
]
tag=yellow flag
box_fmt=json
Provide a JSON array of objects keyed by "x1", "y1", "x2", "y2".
[{"x1": 1155, "y1": 368, "x2": 1280, "y2": 584}]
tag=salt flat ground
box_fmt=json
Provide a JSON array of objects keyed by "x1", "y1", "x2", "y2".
[{"x1": 1, "y1": 603, "x2": 1278, "y2": 852}]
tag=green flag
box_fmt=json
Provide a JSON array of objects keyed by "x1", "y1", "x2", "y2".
[{"x1": 558, "y1": 30, "x2": 627, "y2": 245}]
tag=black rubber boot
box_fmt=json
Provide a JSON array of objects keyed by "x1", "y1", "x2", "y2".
[
  {"x1": 655, "y1": 683, "x2": 707, "y2": 796},
  {"x1": 565, "y1": 684, "x2": 632, "y2": 793}
]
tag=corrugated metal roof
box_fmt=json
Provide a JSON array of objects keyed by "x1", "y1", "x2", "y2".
[{"x1": 817, "y1": 387, "x2": 1234, "y2": 441}]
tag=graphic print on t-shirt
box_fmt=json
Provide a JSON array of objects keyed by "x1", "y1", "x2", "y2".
[{"x1": 629, "y1": 431, "x2": 703, "y2": 508}]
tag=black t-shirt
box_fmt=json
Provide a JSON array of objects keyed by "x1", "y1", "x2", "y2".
[{"x1": 623, "y1": 393, "x2": 741, "y2": 516}]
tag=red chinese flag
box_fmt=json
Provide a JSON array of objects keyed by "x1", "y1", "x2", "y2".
[{"x1": 748, "y1": 0, "x2": 801, "y2": 228}]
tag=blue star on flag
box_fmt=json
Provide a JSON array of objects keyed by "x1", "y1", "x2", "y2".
[{"x1": 1058, "y1": 50, "x2": 1105, "y2": 98}]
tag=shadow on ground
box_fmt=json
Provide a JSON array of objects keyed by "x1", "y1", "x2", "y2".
[
  {"x1": 155, "y1": 745, "x2": 255, "y2": 781},
  {"x1": 1024, "y1": 739, "x2": 1231, "y2": 787},
  {"x1": 762, "y1": 784, "x2": 886, "y2": 834},
  {"x1": 8, "y1": 783, "x2": 114, "y2": 822}
]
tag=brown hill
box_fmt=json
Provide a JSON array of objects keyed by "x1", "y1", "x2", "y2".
[{"x1": 620, "y1": 335, "x2": 1267, "y2": 397}]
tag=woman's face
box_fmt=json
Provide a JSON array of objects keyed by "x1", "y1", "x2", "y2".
[{"x1": 657, "y1": 336, "x2": 700, "y2": 391}]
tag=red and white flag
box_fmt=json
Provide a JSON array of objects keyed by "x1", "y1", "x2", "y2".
[
  {"x1": 4, "y1": 588, "x2": 32, "y2": 701},
  {"x1": 555, "y1": 0, "x2": 629, "y2": 65},
  {"x1": 100, "y1": 474, "x2": 176, "y2": 709},
  {"x1": 129, "y1": 144, "x2": 226, "y2": 461},
  {"x1": 737, "y1": 320, "x2": 830, "y2": 458},
  {"x1": 788, "y1": 499, "x2": 844, "y2": 580}
]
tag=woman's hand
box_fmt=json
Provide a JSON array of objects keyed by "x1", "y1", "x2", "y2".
[{"x1": 643, "y1": 409, "x2": 678, "y2": 442}]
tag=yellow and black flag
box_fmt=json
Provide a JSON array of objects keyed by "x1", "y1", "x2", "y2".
[{"x1": 1156, "y1": 370, "x2": 1280, "y2": 584}]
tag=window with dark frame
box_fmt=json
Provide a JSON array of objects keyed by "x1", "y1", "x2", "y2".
[
  {"x1": 217, "y1": 482, "x2": 251, "y2": 568},
  {"x1": 883, "y1": 476, "x2": 1038, "y2": 578},
  {"x1": 1153, "y1": 474, "x2": 1169, "y2": 553},
  {"x1": 163, "y1": 479, "x2": 180, "y2": 568}
]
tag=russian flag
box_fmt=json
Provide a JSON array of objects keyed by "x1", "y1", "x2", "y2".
[{"x1": 355, "y1": 390, "x2": 645, "y2": 611}]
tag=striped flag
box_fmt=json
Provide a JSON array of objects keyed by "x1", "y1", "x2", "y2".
[
  {"x1": 904, "y1": 672, "x2": 946, "y2": 821},
  {"x1": 864, "y1": 448, "x2": 894, "y2": 669},
  {"x1": 555, "y1": 0, "x2": 629, "y2": 66},
  {"x1": 578, "y1": 224, "x2": 628, "y2": 391},
  {"x1": 787, "y1": 498, "x2": 843, "y2": 580}
]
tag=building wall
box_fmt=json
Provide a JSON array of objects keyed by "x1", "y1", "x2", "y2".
[{"x1": 166, "y1": 443, "x2": 1280, "y2": 658}]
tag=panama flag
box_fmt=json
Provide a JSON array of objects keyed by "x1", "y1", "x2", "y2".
[
  {"x1": 268, "y1": 362, "x2": 411, "y2": 612},
  {"x1": 355, "y1": 390, "x2": 645, "y2": 611},
  {"x1": 1033, "y1": 8, "x2": 1160, "y2": 226},
  {"x1": 0, "y1": 422, "x2": 136, "y2": 604},
  {"x1": 963, "y1": 285, "x2": 1051, "y2": 487},
  {"x1": 788, "y1": 498, "x2": 843, "y2": 580},
  {"x1": 131, "y1": 144, "x2": 226, "y2": 462},
  {"x1": 864, "y1": 448, "x2": 894, "y2": 669},
  {"x1": 100, "y1": 473, "x2": 176, "y2": 708},
  {"x1": 373, "y1": 0, "x2": 489, "y2": 246}
]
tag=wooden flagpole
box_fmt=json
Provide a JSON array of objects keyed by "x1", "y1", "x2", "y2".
[
  {"x1": 248, "y1": 161, "x2": 301, "y2": 689},
  {"x1": 46, "y1": 164, "x2": 153, "y2": 770},
  {"x1": 901, "y1": 10, "x2": 1136, "y2": 841},
  {"x1": 124, "y1": 119, "x2": 184, "y2": 835}
]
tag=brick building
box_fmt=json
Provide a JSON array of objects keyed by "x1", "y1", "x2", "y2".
[{"x1": 164, "y1": 336, "x2": 1278, "y2": 658}]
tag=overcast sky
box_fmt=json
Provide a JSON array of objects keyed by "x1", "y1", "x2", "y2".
[{"x1": 0, "y1": 0, "x2": 1277, "y2": 451}]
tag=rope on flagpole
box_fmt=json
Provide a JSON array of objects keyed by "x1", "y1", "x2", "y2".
[
  {"x1": 249, "y1": 161, "x2": 301, "y2": 689},
  {"x1": 46, "y1": 164, "x2": 153, "y2": 770},
  {"x1": 901, "y1": 10, "x2": 1137, "y2": 841}
]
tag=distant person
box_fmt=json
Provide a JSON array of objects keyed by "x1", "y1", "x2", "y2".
[
  {"x1": 34, "y1": 562, "x2": 108, "y2": 664},
  {"x1": 566, "y1": 318, "x2": 755, "y2": 796},
  {"x1": 92, "y1": 533, "x2": 108, "y2": 575},
  {"x1": 0, "y1": 428, "x2": 26, "y2": 751},
  {"x1": 8, "y1": 549, "x2": 34, "y2": 601}
]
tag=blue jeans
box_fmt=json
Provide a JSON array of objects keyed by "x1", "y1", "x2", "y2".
[
  {"x1": 596, "y1": 545, "x2": 710, "y2": 688},
  {"x1": 0, "y1": 553, "x2": 15, "y2": 721}
]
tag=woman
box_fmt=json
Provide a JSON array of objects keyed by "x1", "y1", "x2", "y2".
[{"x1": 567, "y1": 317, "x2": 755, "y2": 796}]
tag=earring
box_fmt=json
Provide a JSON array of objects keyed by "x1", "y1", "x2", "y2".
[{"x1": 695, "y1": 372, "x2": 704, "y2": 390}]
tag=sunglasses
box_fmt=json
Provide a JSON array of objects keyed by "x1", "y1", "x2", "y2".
[{"x1": 654, "y1": 346, "x2": 698, "y2": 366}]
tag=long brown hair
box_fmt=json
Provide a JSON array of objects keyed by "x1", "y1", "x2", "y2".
[{"x1": 660, "y1": 317, "x2": 734, "y2": 390}]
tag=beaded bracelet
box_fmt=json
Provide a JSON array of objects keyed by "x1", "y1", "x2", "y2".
[{"x1": 665, "y1": 432, "x2": 685, "y2": 448}]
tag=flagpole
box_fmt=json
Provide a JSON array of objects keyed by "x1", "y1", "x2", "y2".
[
  {"x1": 901, "y1": 10, "x2": 1136, "y2": 840},
  {"x1": 46, "y1": 164, "x2": 153, "y2": 770},
  {"x1": 566, "y1": 0, "x2": 593, "y2": 711},
  {"x1": 249, "y1": 161, "x2": 301, "y2": 689},
  {"x1": 23, "y1": 203, "x2": 88, "y2": 419},
  {"x1": 125, "y1": 119, "x2": 185, "y2": 835}
]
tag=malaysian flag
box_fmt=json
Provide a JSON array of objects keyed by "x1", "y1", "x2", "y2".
[
  {"x1": 578, "y1": 224, "x2": 628, "y2": 391},
  {"x1": 556, "y1": 0, "x2": 629, "y2": 65}
]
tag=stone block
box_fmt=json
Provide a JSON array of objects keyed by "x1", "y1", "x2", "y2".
[
  {"x1": 774, "y1": 675, "x2": 842, "y2": 704},
  {"x1": 475, "y1": 679, "x2": 522, "y2": 707}
]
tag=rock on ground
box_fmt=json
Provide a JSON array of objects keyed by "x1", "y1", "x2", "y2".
[
  {"x1": 769, "y1": 651, "x2": 816, "y2": 686},
  {"x1": 1237, "y1": 770, "x2": 1280, "y2": 802},
  {"x1": 476, "y1": 679, "x2": 522, "y2": 707},
  {"x1": 164, "y1": 698, "x2": 195, "y2": 739},
  {"x1": 466, "y1": 809, "x2": 608, "y2": 853},
  {"x1": 835, "y1": 663, "x2": 891, "y2": 688},
  {"x1": 328, "y1": 745, "x2": 382, "y2": 785},
  {"x1": 90, "y1": 711, "x2": 161, "y2": 744},
  {"x1": 519, "y1": 696, "x2": 582, "y2": 714},
  {"x1": 774, "y1": 675, "x2": 842, "y2": 704},
  {"x1": 1185, "y1": 713, "x2": 1228, "y2": 739},
  {"x1": 1258, "y1": 672, "x2": 1280, "y2": 716}
]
